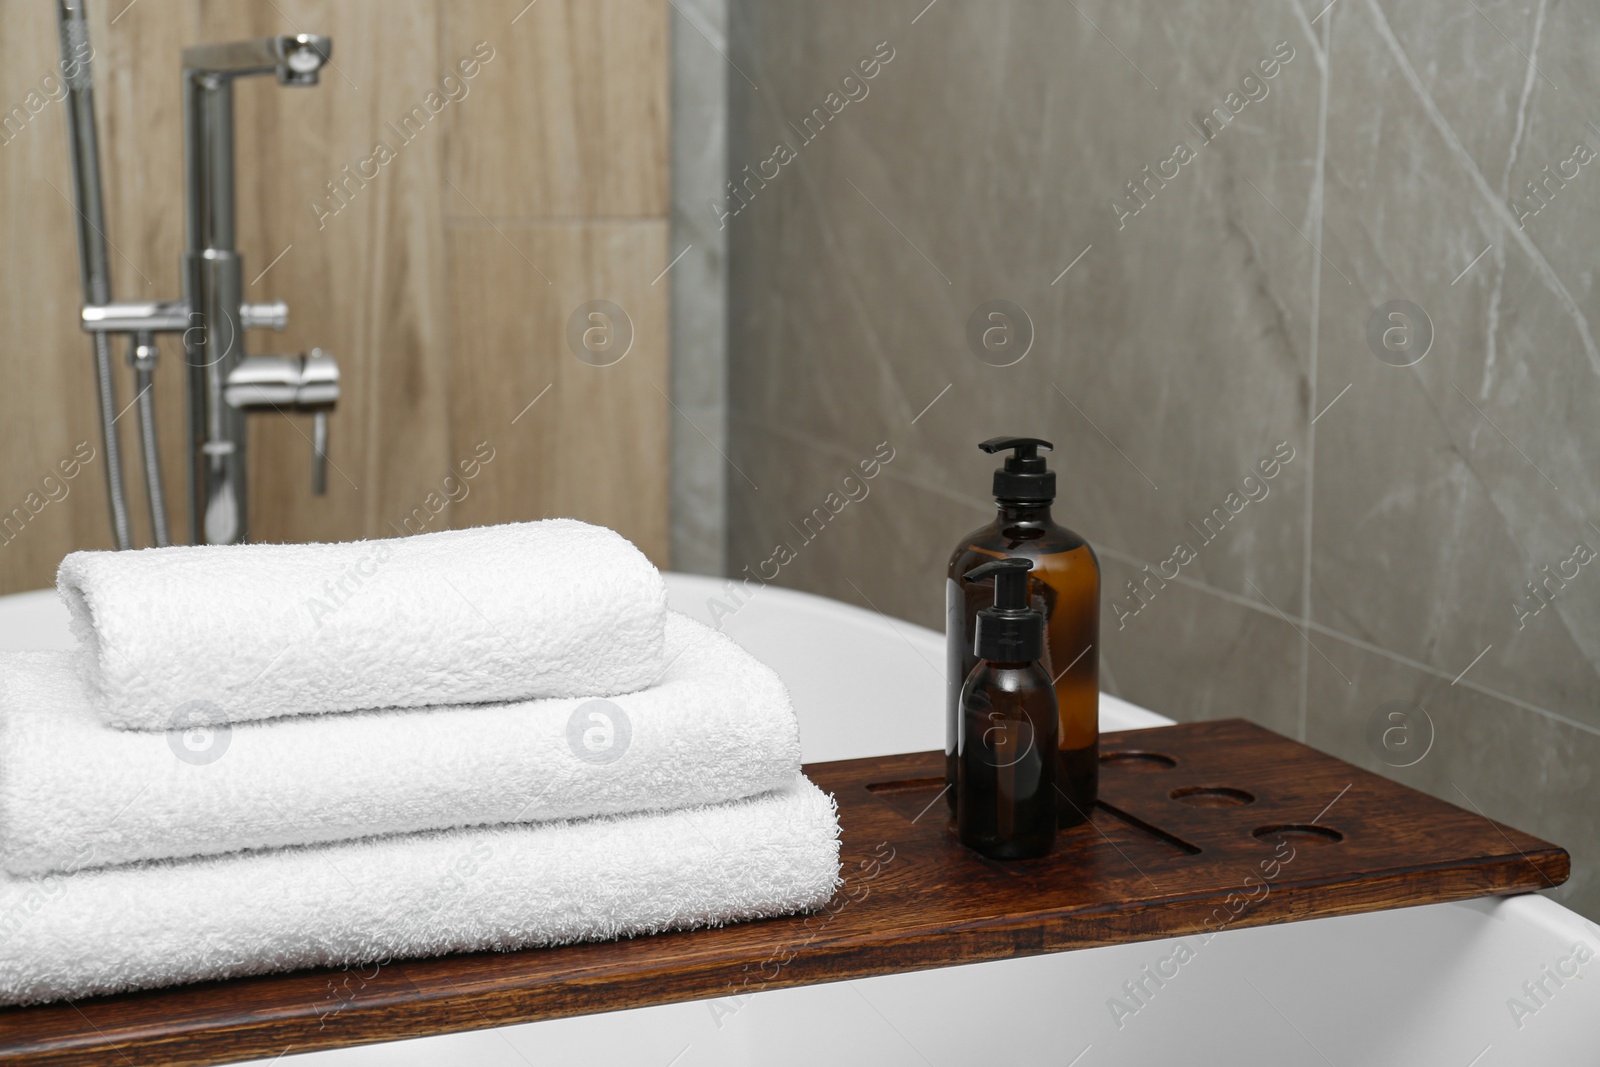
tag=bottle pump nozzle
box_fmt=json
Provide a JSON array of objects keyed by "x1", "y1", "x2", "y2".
[
  {"x1": 978, "y1": 437, "x2": 1055, "y2": 502},
  {"x1": 964, "y1": 557, "x2": 1044, "y2": 663}
]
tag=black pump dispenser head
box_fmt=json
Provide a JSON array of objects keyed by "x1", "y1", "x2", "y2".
[
  {"x1": 965, "y1": 558, "x2": 1045, "y2": 663},
  {"x1": 979, "y1": 437, "x2": 1055, "y2": 503}
]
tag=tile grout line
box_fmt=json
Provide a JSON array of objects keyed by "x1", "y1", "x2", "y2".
[
  {"x1": 433, "y1": 0, "x2": 454, "y2": 529},
  {"x1": 1307, "y1": 621, "x2": 1600, "y2": 740},
  {"x1": 735, "y1": 419, "x2": 993, "y2": 515},
  {"x1": 1091, "y1": 542, "x2": 1599, "y2": 741},
  {"x1": 734, "y1": 432, "x2": 1594, "y2": 743}
]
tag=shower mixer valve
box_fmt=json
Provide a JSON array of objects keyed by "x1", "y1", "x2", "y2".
[
  {"x1": 81, "y1": 305, "x2": 340, "y2": 496},
  {"x1": 57, "y1": 2, "x2": 339, "y2": 546}
]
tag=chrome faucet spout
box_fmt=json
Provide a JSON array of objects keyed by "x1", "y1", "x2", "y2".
[
  {"x1": 180, "y1": 30, "x2": 337, "y2": 543},
  {"x1": 182, "y1": 34, "x2": 332, "y2": 86}
]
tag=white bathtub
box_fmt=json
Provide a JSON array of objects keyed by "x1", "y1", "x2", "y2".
[{"x1": 3, "y1": 575, "x2": 1595, "y2": 1065}]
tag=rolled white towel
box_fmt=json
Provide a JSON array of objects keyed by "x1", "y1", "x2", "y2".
[
  {"x1": 0, "y1": 614, "x2": 799, "y2": 875},
  {"x1": 56, "y1": 519, "x2": 667, "y2": 729},
  {"x1": 0, "y1": 777, "x2": 841, "y2": 1006}
]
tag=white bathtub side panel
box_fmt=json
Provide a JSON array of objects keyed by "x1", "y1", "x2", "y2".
[{"x1": 236, "y1": 895, "x2": 1600, "y2": 1067}]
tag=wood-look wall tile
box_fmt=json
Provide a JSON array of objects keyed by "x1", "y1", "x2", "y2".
[
  {"x1": 446, "y1": 219, "x2": 669, "y2": 565},
  {"x1": 0, "y1": 0, "x2": 142, "y2": 590},
  {"x1": 443, "y1": 0, "x2": 668, "y2": 219},
  {"x1": 0, "y1": 0, "x2": 669, "y2": 593}
]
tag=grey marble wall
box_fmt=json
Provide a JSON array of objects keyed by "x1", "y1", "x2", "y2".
[
  {"x1": 670, "y1": 0, "x2": 730, "y2": 575},
  {"x1": 719, "y1": 0, "x2": 1600, "y2": 919}
]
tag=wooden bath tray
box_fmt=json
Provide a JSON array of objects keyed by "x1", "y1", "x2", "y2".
[{"x1": 0, "y1": 718, "x2": 1567, "y2": 1066}]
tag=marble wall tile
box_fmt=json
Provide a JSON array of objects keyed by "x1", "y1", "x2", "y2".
[
  {"x1": 1099, "y1": 555, "x2": 1307, "y2": 740},
  {"x1": 670, "y1": 0, "x2": 729, "y2": 574},
  {"x1": 726, "y1": 422, "x2": 950, "y2": 629},
  {"x1": 721, "y1": 0, "x2": 1600, "y2": 917},
  {"x1": 728, "y1": 0, "x2": 1324, "y2": 612},
  {"x1": 1312, "y1": 0, "x2": 1600, "y2": 725}
]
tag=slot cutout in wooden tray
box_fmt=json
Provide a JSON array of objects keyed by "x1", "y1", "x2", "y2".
[{"x1": 0, "y1": 719, "x2": 1567, "y2": 1067}]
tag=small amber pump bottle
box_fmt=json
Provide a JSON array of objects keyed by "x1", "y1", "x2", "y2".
[
  {"x1": 958, "y1": 558, "x2": 1059, "y2": 860},
  {"x1": 947, "y1": 437, "x2": 1100, "y2": 827}
]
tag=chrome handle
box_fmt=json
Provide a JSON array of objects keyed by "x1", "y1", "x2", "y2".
[
  {"x1": 298, "y1": 347, "x2": 338, "y2": 404},
  {"x1": 312, "y1": 410, "x2": 329, "y2": 495},
  {"x1": 223, "y1": 347, "x2": 339, "y2": 495},
  {"x1": 222, "y1": 348, "x2": 338, "y2": 408}
]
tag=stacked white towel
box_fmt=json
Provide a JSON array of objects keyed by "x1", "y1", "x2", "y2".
[
  {"x1": 0, "y1": 615, "x2": 801, "y2": 873},
  {"x1": 0, "y1": 520, "x2": 840, "y2": 1007},
  {"x1": 0, "y1": 781, "x2": 840, "y2": 1007},
  {"x1": 57, "y1": 518, "x2": 669, "y2": 727}
]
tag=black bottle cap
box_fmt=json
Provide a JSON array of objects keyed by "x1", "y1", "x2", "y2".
[
  {"x1": 979, "y1": 437, "x2": 1055, "y2": 503},
  {"x1": 965, "y1": 557, "x2": 1045, "y2": 663}
]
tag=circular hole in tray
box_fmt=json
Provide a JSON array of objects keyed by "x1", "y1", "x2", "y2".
[
  {"x1": 1100, "y1": 750, "x2": 1177, "y2": 770},
  {"x1": 1252, "y1": 823, "x2": 1344, "y2": 845},
  {"x1": 1170, "y1": 786, "x2": 1256, "y2": 807}
]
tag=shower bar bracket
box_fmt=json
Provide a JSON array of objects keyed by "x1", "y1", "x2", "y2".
[{"x1": 81, "y1": 300, "x2": 289, "y2": 334}]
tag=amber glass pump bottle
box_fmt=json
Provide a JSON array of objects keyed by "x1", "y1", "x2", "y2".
[
  {"x1": 957, "y1": 558, "x2": 1058, "y2": 860},
  {"x1": 946, "y1": 437, "x2": 1100, "y2": 827}
]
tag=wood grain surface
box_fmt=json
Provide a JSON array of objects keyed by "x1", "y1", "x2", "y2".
[{"x1": 0, "y1": 719, "x2": 1567, "y2": 1066}]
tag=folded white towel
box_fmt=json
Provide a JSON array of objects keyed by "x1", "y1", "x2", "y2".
[
  {"x1": 56, "y1": 519, "x2": 667, "y2": 729},
  {"x1": 0, "y1": 613, "x2": 799, "y2": 875},
  {"x1": 0, "y1": 777, "x2": 840, "y2": 1007}
]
